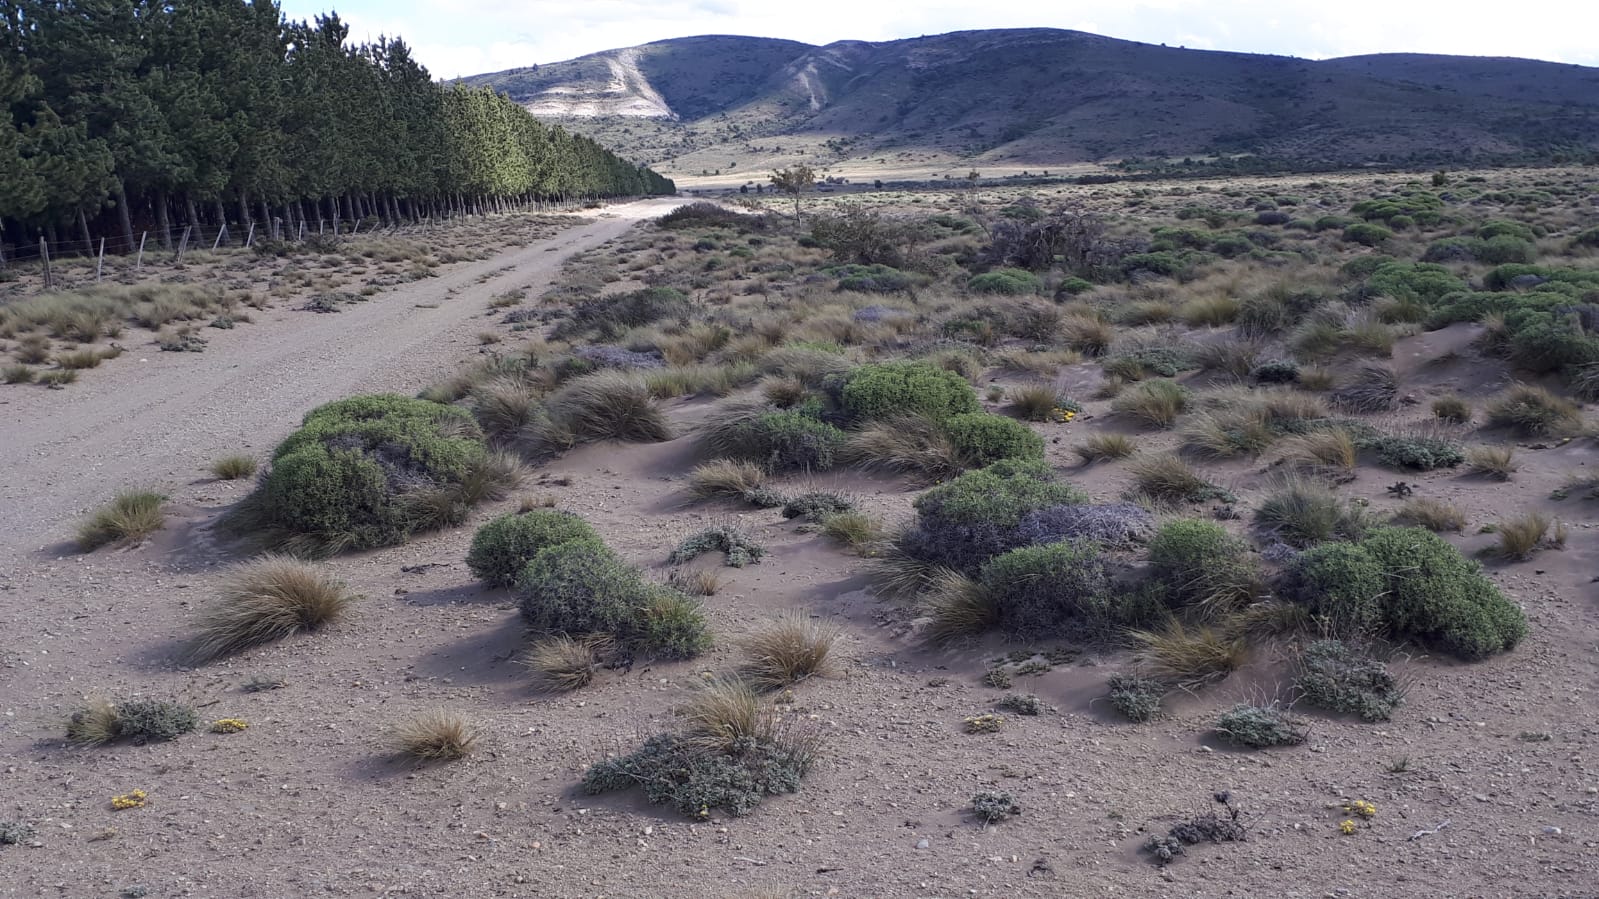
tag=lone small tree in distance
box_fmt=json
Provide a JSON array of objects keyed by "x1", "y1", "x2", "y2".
[{"x1": 770, "y1": 164, "x2": 816, "y2": 223}]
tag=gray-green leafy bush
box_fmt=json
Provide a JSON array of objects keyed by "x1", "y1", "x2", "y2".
[
  {"x1": 1148, "y1": 519, "x2": 1262, "y2": 611},
  {"x1": 979, "y1": 540, "x2": 1114, "y2": 640},
  {"x1": 839, "y1": 360, "x2": 980, "y2": 422},
  {"x1": 942, "y1": 412, "x2": 1044, "y2": 467},
  {"x1": 669, "y1": 525, "x2": 767, "y2": 567},
  {"x1": 898, "y1": 459, "x2": 1087, "y2": 573},
  {"x1": 1106, "y1": 672, "x2": 1164, "y2": 722},
  {"x1": 1293, "y1": 640, "x2": 1403, "y2": 722},
  {"x1": 970, "y1": 790, "x2": 1021, "y2": 823},
  {"x1": 1214, "y1": 703, "x2": 1306, "y2": 748}
]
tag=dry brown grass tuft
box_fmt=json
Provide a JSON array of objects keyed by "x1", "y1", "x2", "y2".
[
  {"x1": 668, "y1": 567, "x2": 723, "y2": 596},
  {"x1": 1073, "y1": 432, "x2": 1136, "y2": 463},
  {"x1": 522, "y1": 635, "x2": 606, "y2": 692},
  {"x1": 1007, "y1": 383, "x2": 1067, "y2": 422},
  {"x1": 1465, "y1": 445, "x2": 1519, "y2": 481},
  {"x1": 1111, "y1": 378, "x2": 1187, "y2": 428},
  {"x1": 392, "y1": 709, "x2": 478, "y2": 762},
  {"x1": 1129, "y1": 620, "x2": 1247, "y2": 687},
  {"x1": 1431, "y1": 395, "x2": 1472, "y2": 424},
  {"x1": 1127, "y1": 453, "x2": 1219, "y2": 505},
  {"x1": 688, "y1": 459, "x2": 768, "y2": 501},
  {"x1": 919, "y1": 569, "x2": 997, "y2": 644},
  {"x1": 1276, "y1": 427, "x2": 1358, "y2": 473},
  {"x1": 1180, "y1": 409, "x2": 1275, "y2": 457},
  {"x1": 741, "y1": 611, "x2": 840, "y2": 691},
  {"x1": 844, "y1": 413, "x2": 963, "y2": 481},
  {"x1": 1484, "y1": 384, "x2": 1584, "y2": 437},
  {"x1": 209, "y1": 454, "x2": 258, "y2": 480},
  {"x1": 1391, "y1": 497, "x2": 1466, "y2": 532},
  {"x1": 77, "y1": 488, "x2": 166, "y2": 551},
  {"x1": 1492, "y1": 510, "x2": 1564, "y2": 561},
  {"x1": 191, "y1": 554, "x2": 356, "y2": 661},
  {"x1": 679, "y1": 678, "x2": 766, "y2": 754},
  {"x1": 64, "y1": 698, "x2": 121, "y2": 745},
  {"x1": 819, "y1": 510, "x2": 883, "y2": 550}
]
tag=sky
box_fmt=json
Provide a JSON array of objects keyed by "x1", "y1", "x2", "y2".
[{"x1": 274, "y1": 0, "x2": 1599, "y2": 80}]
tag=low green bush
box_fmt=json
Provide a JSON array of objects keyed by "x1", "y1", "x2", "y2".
[
  {"x1": 1215, "y1": 704, "x2": 1306, "y2": 748},
  {"x1": 1359, "y1": 434, "x2": 1464, "y2": 471},
  {"x1": 969, "y1": 268, "x2": 1041, "y2": 295},
  {"x1": 1342, "y1": 223, "x2": 1393, "y2": 247},
  {"x1": 553, "y1": 287, "x2": 691, "y2": 340},
  {"x1": 979, "y1": 541, "x2": 1114, "y2": 640},
  {"x1": 1148, "y1": 520, "x2": 1260, "y2": 610},
  {"x1": 943, "y1": 412, "x2": 1044, "y2": 467},
  {"x1": 840, "y1": 361, "x2": 979, "y2": 422},
  {"x1": 1106, "y1": 672, "x2": 1164, "y2": 722},
  {"x1": 467, "y1": 509, "x2": 598, "y2": 588},
  {"x1": 828, "y1": 263, "x2": 912, "y2": 293},
  {"x1": 582, "y1": 730, "x2": 810, "y2": 818},
  {"x1": 1285, "y1": 526, "x2": 1526, "y2": 660},
  {"x1": 515, "y1": 538, "x2": 644, "y2": 636},
  {"x1": 902, "y1": 459, "x2": 1086, "y2": 572},
  {"x1": 248, "y1": 395, "x2": 489, "y2": 552}
]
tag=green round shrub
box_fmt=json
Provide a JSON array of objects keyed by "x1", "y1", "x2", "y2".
[
  {"x1": 1477, "y1": 235, "x2": 1536, "y2": 265},
  {"x1": 969, "y1": 268, "x2": 1041, "y2": 295},
  {"x1": 905, "y1": 459, "x2": 1087, "y2": 571},
  {"x1": 1286, "y1": 527, "x2": 1526, "y2": 660},
  {"x1": 841, "y1": 361, "x2": 979, "y2": 422},
  {"x1": 1343, "y1": 223, "x2": 1393, "y2": 247},
  {"x1": 467, "y1": 509, "x2": 598, "y2": 587},
  {"x1": 258, "y1": 395, "x2": 485, "y2": 550},
  {"x1": 1148, "y1": 519, "x2": 1259, "y2": 609},
  {"x1": 944, "y1": 413, "x2": 1044, "y2": 467},
  {"x1": 980, "y1": 540, "x2": 1112, "y2": 639},
  {"x1": 631, "y1": 586, "x2": 712, "y2": 659},
  {"x1": 514, "y1": 538, "x2": 646, "y2": 635}
]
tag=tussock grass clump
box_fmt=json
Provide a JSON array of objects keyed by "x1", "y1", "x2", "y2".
[
  {"x1": 844, "y1": 413, "x2": 962, "y2": 481},
  {"x1": 1214, "y1": 703, "x2": 1306, "y2": 748},
  {"x1": 3, "y1": 363, "x2": 35, "y2": 384},
  {"x1": 470, "y1": 378, "x2": 542, "y2": 441},
  {"x1": 55, "y1": 348, "x2": 112, "y2": 370},
  {"x1": 1130, "y1": 620, "x2": 1247, "y2": 686},
  {"x1": 1180, "y1": 409, "x2": 1275, "y2": 457},
  {"x1": 1179, "y1": 295, "x2": 1241, "y2": 327},
  {"x1": 1331, "y1": 364, "x2": 1398, "y2": 413},
  {"x1": 1254, "y1": 477, "x2": 1368, "y2": 547},
  {"x1": 919, "y1": 569, "x2": 998, "y2": 643},
  {"x1": 1193, "y1": 337, "x2": 1261, "y2": 379},
  {"x1": 741, "y1": 612, "x2": 840, "y2": 690},
  {"x1": 819, "y1": 511, "x2": 882, "y2": 549},
  {"x1": 688, "y1": 459, "x2": 769, "y2": 501},
  {"x1": 1431, "y1": 395, "x2": 1472, "y2": 424},
  {"x1": 1148, "y1": 519, "x2": 1262, "y2": 614},
  {"x1": 190, "y1": 555, "x2": 356, "y2": 661},
  {"x1": 1484, "y1": 384, "x2": 1583, "y2": 437},
  {"x1": 537, "y1": 370, "x2": 672, "y2": 446},
  {"x1": 1127, "y1": 453, "x2": 1227, "y2": 505},
  {"x1": 1465, "y1": 445, "x2": 1518, "y2": 480},
  {"x1": 522, "y1": 635, "x2": 606, "y2": 692},
  {"x1": 1492, "y1": 511, "x2": 1563, "y2": 560},
  {"x1": 1112, "y1": 378, "x2": 1188, "y2": 428},
  {"x1": 77, "y1": 488, "x2": 166, "y2": 551},
  {"x1": 1276, "y1": 428, "x2": 1358, "y2": 473},
  {"x1": 392, "y1": 709, "x2": 478, "y2": 762},
  {"x1": 210, "y1": 454, "x2": 258, "y2": 480},
  {"x1": 678, "y1": 678, "x2": 766, "y2": 754},
  {"x1": 1391, "y1": 498, "x2": 1466, "y2": 532},
  {"x1": 668, "y1": 567, "x2": 723, "y2": 596},
  {"x1": 1007, "y1": 384, "x2": 1071, "y2": 422},
  {"x1": 1073, "y1": 432, "x2": 1136, "y2": 462},
  {"x1": 67, "y1": 698, "x2": 198, "y2": 745}
]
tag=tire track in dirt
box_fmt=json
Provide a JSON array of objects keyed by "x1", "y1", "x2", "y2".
[{"x1": 0, "y1": 198, "x2": 683, "y2": 564}]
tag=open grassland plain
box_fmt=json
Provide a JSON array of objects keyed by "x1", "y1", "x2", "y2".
[{"x1": 1, "y1": 171, "x2": 1597, "y2": 897}]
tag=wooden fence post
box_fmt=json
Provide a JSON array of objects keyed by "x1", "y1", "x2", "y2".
[
  {"x1": 41, "y1": 237, "x2": 53, "y2": 289},
  {"x1": 136, "y1": 232, "x2": 147, "y2": 270},
  {"x1": 176, "y1": 225, "x2": 192, "y2": 262},
  {"x1": 213, "y1": 225, "x2": 228, "y2": 250},
  {"x1": 244, "y1": 223, "x2": 255, "y2": 248},
  {"x1": 96, "y1": 237, "x2": 105, "y2": 282}
]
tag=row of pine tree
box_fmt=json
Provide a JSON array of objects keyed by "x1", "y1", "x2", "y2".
[{"x1": 0, "y1": 0, "x2": 674, "y2": 253}]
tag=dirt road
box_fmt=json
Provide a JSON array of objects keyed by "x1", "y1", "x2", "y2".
[{"x1": 0, "y1": 198, "x2": 681, "y2": 564}]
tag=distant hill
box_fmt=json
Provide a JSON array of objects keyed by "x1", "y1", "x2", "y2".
[{"x1": 461, "y1": 29, "x2": 1599, "y2": 180}]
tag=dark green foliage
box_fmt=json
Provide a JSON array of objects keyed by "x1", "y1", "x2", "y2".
[
  {"x1": 1359, "y1": 434, "x2": 1464, "y2": 471},
  {"x1": 582, "y1": 732, "x2": 810, "y2": 818},
  {"x1": 658, "y1": 203, "x2": 759, "y2": 230},
  {"x1": 979, "y1": 541, "x2": 1114, "y2": 640},
  {"x1": 1285, "y1": 526, "x2": 1527, "y2": 660},
  {"x1": 669, "y1": 525, "x2": 766, "y2": 567},
  {"x1": 1476, "y1": 220, "x2": 1536, "y2": 242},
  {"x1": 1102, "y1": 346, "x2": 1197, "y2": 379},
  {"x1": 997, "y1": 693, "x2": 1045, "y2": 715},
  {"x1": 1214, "y1": 704, "x2": 1306, "y2": 748},
  {"x1": 1484, "y1": 264, "x2": 1599, "y2": 293},
  {"x1": 971, "y1": 790, "x2": 1021, "y2": 823},
  {"x1": 903, "y1": 459, "x2": 1087, "y2": 572},
  {"x1": 554, "y1": 288, "x2": 692, "y2": 340},
  {"x1": 466, "y1": 509, "x2": 597, "y2": 588},
  {"x1": 632, "y1": 587, "x2": 714, "y2": 659},
  {"x1": 249, "y1": 395, "x2": 487, "y2": 552},
  {"x1": 1573, "y1": 226, "x2": 1599, "y2": 248},
  {"x1": 969, "y1": 268, "x2": 1041, "y2": 295},
  {"x1": 1505, "y1": 313, "x2": 1599, "y2": 374},
  {"x1": 1148, "y1": 520, "x2": 1260, "y2": 609},
  {"x1": 0, "y1": 820, "x2": 36, "y2": 846},
  {"x1": 1342, "y1": 223, "x2": 1393, "y2": 246},
  {"x1": 780, "y1": 492, "x2": 855, "y2": 522},
  {"x1": 1106, "y1": 673, "x2": 1164, "y2": 722},
  {"x1": 1251, "y1": 359, "x2": 1300, "y2": 383},
  {"x1": 943, "y1": 413, "x2": 1044, "y2": 467},
  {"x1": 1294, "y1": 640, "x2": 1402, "y2": 722},
  {"x1": 514, "y1": 538, "x2": 646, "y2": 635},
  {"x1": 701, "y1": 402, "x2": 848, "y2": 472},
  {"x1": 828, "y1": 264, "x2": 912, "y2": 293},
  {"x1": 115, "y1": 699, "x2": 199, "y2": 742},
  {"x1": 1362, "y1": 262, "x2": 1465, "y2": 304},
  {"x1": 841, "y1": 361, "x2": 980, "y2": 422}
]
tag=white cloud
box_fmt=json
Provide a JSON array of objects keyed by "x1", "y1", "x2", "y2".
[{"x1": 277, "y1": 0, "x2": 1599, "y2": 77}]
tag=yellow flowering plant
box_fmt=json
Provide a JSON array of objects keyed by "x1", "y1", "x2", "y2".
[
  {"x1": 111, "y1": 789, "x2": 148, "y2": 810},
  {"x1": 210, "y1": 718, "x2": 249, "y2": 734}
]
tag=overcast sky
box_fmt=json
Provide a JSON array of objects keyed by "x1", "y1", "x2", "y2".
[{"x1": 275, "y1": 0, "x2": 1599, "y2": 79}]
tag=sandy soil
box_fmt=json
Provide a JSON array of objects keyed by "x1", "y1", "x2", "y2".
[{"x1": 2, "y1": 199, "x2": 1597, "y2": 899}]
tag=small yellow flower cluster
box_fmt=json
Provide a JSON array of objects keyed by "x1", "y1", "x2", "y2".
[
  {"x1": 111, "y1": 789, "x2": 148, "y2": 810},
  {"x1": 210, "y1": 718, "x2": 249, "y2": 734},
  {"x1": 1339, "y1": 819, "x2": 1357, "y2": 836},
  {"x1": 1051, "y1": 407, "x2": 1078, "y2": 423},
  {"x1": 1342, "y1": 799, "x2": 1376, "y2": 819},
  {"x1": 963, "y1": 713, "x2": 1005, "y2": 734}
]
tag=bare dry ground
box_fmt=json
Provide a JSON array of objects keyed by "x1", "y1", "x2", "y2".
[{"x1": 2, "y1": 177, "x2": 1598, "y2": 899}]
